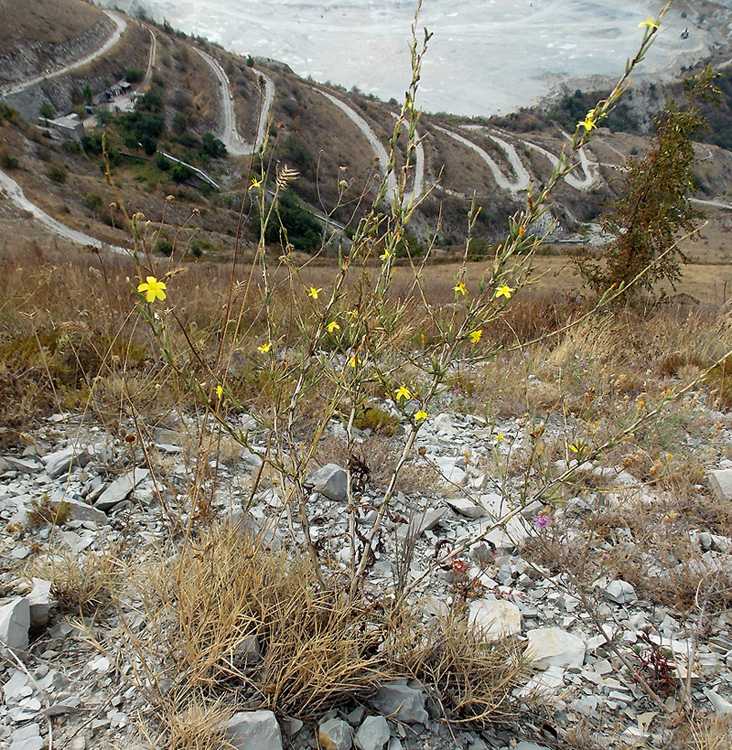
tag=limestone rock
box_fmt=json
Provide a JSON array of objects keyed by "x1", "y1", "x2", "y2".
[
  {"x1": 604, "y1": 580, "x2": 637, "y2": 605},
  {"x1": 355, "y1": 716, "x2": 390, "y2": 750},
  {"x1": 225, "y1": 710, "x2": 283, "y2": 750},
  {"x1": 445, "y1": 497, "x2": 485, "y2": 519},
  {"x1": 94, "y1": 468, "x2": 150, "y2": 511},
  {"x1": 28, "y1": 578, "x2": 53, "y2": 628},
  {"x1": 397, "y1": 508, "x2": 447, "y2": 542},
  {"x1": 370, "y1": 681, "x2": 429, "y2": 724},
  {"x1": 42, "y1": 446, "x2": 89, "y2": 479},
  {"x1": 49, "y1": 492, "x2": 107, "y2": 525},
  {"x1": 0, "y1": 597, "x2": 30, "y2": 650},
  {"x1": 525, "y1": 627, "x2": 586, "y2": 669},
  {"x1": 708, "y1": 469, "x2": 732, "y2": 503},
  {"x1": 318, "y1": 717, "x2": 353, "y2": 750},
  {"x1": 468, "y1": 599, "x2": 521, "y2": 641},
  {"x1": 307, "y1": 464, "x2": 347, "y2": 502}
]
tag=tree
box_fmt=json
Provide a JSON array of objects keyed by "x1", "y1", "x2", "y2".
[{"x1": 573, "y1": 66, "x2": 720, "y2": 298}]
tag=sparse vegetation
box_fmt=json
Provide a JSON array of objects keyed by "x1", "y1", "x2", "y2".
[{"x1": 2, "y1": 3, "x2": 732, "y2": 749}]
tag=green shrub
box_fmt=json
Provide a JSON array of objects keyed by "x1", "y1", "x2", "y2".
[
  {"x1": 84, "y1": 192, "x2": 104, "y2": 212},
  {"x1": 46, "y1": 163, "x2": 67, "y2": 184},
  {"x1": 126, "y1": 68, "x2": 144, "y2": 83},
  {"x1": 0, "y1": 149, "x2": 18, "y2": 169}
]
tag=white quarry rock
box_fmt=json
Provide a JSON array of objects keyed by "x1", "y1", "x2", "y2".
[
  {"x1": 468, "y1": 599, "x2": 521, "y2": 641},
  {"x1": 27, "y1": 578, "x2": 53, "y2": 628},
  {"x1": 396, "y1": 508, "x2": 447, "y2": 542},
  {"x1": 42, "y1": 446, "x2": 89, "y2": 479},
  {"x1": 708, "y1": 469, "x2": 732, "y2": 503},
  {"x1": 355, "y1": 716, "x2": 390, "y2": 750},
  {"x1": 516, "y1": 743, "x2": 552, "y2": 750},
  {"x1": 307, "y1": 464, "x2": 348, "y2": 502},
  {"x1": 225, "y1": 710, "x2": 283, "y2": 750},
  {"x1": 433, "y1": 456, "x2": 467, "y2": 486},
  {"x1": 370, "y1": 681, "x2": 429, "y2": 724},
  {"x1": 704, "y1": 688, "x2": 732, "y2": 715},
  {"x1": 3, "y1": 456, "x2": 41, "y2": 474},
  {"x1": 445, "y1": 497, "x2": 486, "y2": 519},
  {"x1": 318, "y1": 717, "x2": 353, "y2": 750},
  {"x1": 94, "y1": 468, "x2": 150, "y2": 511},
  {"x1": 604, "y1": 579, "x2": 637, "y2": 605},
  {"x1": 0, "y1": 597, "x2": 30, "y2": 650},
  {"x1": 10, "y1": 723, "x2": 44, "y2": 750},
  {"x1": 525, "y1": 628, "x2": 586, "y2": 669},
  {"x1": 49, "y1": 492, "x2": 107, "y2": 525},
  {"x1": 515, "y1": 665, "x2": 566, "y2": 699}
]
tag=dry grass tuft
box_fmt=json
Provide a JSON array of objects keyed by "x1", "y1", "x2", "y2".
[
  {"x1": 136, "y1": 521, "x2": 392, "y2": 720},
  {"x1": 165, "y1": 696, "x2": 232, "y2": 750},
  {"x1": 39, "y1": 547, "x2": 121, "y2": 615},
  {"x1": 689, "y1": 716, "x2": 732, "y2": 750},
  {"x1": 395, "y1": 614, "x2": 524, "y2": 726}
]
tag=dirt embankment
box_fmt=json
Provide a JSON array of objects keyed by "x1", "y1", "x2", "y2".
[{"x1": 0, "y1": 13, "x2": 112, "y2": 89}]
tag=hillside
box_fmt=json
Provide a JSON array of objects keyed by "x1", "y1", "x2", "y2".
[
  {"x1": 1, "y1": 5, "x2": 732, "y2": 750},
  {"x1": 0, "y1": 2, "x2": 731, "y2": 270}
]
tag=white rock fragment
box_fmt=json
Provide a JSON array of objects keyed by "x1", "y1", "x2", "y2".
[
  {"x1": 42, "y1": 446, "x2": 89, "y2": 479},
  {"x1": 704, "y1": 688, "x2": 732, "y2": 715},
  {"x1": 49, "y1": 492, "x2": 107, "y2": 525},
  {"x1": 445, "y1": 497, "x2": 485, "y2": 519},
  {"x1": 371, "y1": 681, "x2": 428, "y2": 724},
  {"x1": 306, "y1": 464, "x2": 348, "y2": 502},
  {"x1": 604, "y1": 580, "x2": 637, "y2": 605},
  {"x1": 94, "y1": 468, "x2": 150, "y2": 511},
  {"x1": 468, "y1": 599, "x2": 521, "y2": 641},
  {"x1": 516, "y1": 665, "x2": 566, "y2": 699},
  {"x1": 27, "y1": 578, "x2": 53, "y2": 628},
  {"x1": 318, "y1": 717, "x2": 353, "y2": 750},
  {"x1": 708, "y1": 469, "x2": 732, "y2": 502},
  {"x1": 0, "y1": 597, "x2": 30, "y2": 650},
  {"x1": 525, "y1": 628, "x2": 586, "y2": 669},
  {"x1": 225, "y1": 710, "x2": 283, "y2": 750},
  {"x1": 355, "y1": 715, "x2": 390, "y2": 750}
]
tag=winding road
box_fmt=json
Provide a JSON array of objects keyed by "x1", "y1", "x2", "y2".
[
  {"x1": 0, "y1": 11, "x2": 127, "y2": 99},
  {"x1": 315, "y1": 91, "x2": 426, "y2": 206},
  {"x1": 0, "y1": 168, "x2": 127, "y2": 254},
  {"x1": 437, "y1": 125, "x2": 531, "y2": 194},
  {"x1": 194, "y1": 48, "x2": 274, "y2": 156},
  {"x1": 316, "y1": 89, "x2": 397, "y2": 203}
]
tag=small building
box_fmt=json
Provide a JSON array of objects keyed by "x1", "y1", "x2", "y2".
[
  {"x1": 46, "y1": 113, "x2": 86, "y2": 142},
  {"x1": 109, "y1": 80, "x2": 132, "y2": 97}
]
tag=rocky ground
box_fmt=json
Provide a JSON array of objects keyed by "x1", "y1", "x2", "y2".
[{"x1": 1, "y1": 396, "x2": 732, "y2": 750}]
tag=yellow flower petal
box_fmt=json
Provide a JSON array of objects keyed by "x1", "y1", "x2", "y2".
[
  {"x1": 395, "y1": 385, "x2": 411, "y2": 401},
  {"x1": 494, "y1": 284, "x2": 514, "y2": 300}
]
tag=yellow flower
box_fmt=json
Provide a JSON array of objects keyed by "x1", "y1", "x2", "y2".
[
  {"x1": 347, "y1": 308, "x2": 359, "y2": 319},
  {"x1": 327, "y1": 321, "x2": 340, "y2": 333},
  {"x1": 137, "y1": 276, "x2": 167, "y2": 303},
  {"x1": 258, "y1": 341, "x2": 272, "y2": 354},
  {"x1": 495, "y1": 432, "x2": 504, "y2": 444},
  {"x1": 638, "y1": 16, "x2": 659, "y2": 30},
  {"x1": 215, "y1": 385, "x2": 223, "y2": 398},
  {"x1": 469, "y1": 329, "x2": 482, "y2": 344},
  {"x1": 414, "y1": 410, "x2": 428, "y2": 422},
  {"x1": 495, "y1": 284, "x2": 514, "y2": 300},
  {"x1": 308, "y1": 287, "x2": 322, "y2": 300},
  {"x1": 349, "y1": 355, "x2": 357, "y2": 368},
  {"x1": 580, "y1": 116, "x2": 597, "y2": 132},
  {"x1": 395, "y1": 385, "x2": 411, "y2": 401},
  {"x1": 453, "y1": 281, "x2": 467, "y2": 296},
  {"x1": 380, "y1": 248, "x2": 391, "y2": 260},
  {"x1": 250, "y1": 176, "x2": 261, "y2": 190}
]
